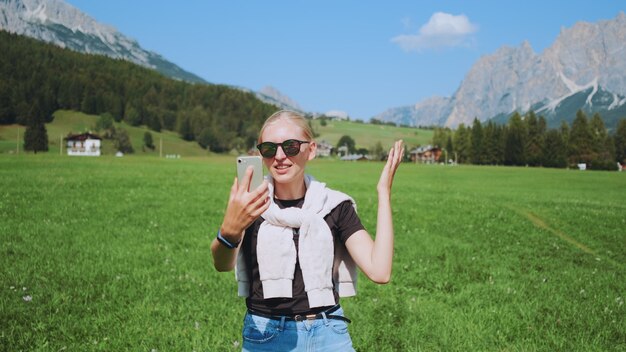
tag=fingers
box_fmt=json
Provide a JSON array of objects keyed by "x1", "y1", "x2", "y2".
[
  {"x1": 250, "y1": 194, "x2": 271, "y2": 218},
  {"x1": 389, "y1": 140, "x2": 403, "y2": 178},
  {"x1": 387, "y1": 146, "x2": 395, "y2": 164},
  {"x1": 379, "y1": 140, "x2": 403, "y2": 192},
  {"x1": 391, "y1": 140, "x2": 403, "y2": 167},
  {"x1": 243, "y1": 179, "x2": 270, "y2": 218},
  {"x1": 250, "y1": 179, "x2": 269, "y2": 197},
  {"x1": 229, "y1": 176, "x2": 238, "y2": 201},
  {"x1": 248, "y1": 182, "x2": 269, "y2": 206}
]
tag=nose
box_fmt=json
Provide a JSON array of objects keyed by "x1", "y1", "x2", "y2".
[{"x1": 274, "y1": 145, "x2": 287, "y2": 160}]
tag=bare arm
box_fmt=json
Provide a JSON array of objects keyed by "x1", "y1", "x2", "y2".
[
  {"x1": 211, "y1": 167, "x2": 270, "y2": 272},
  {"x1": 345, "y1": 140, "x2": 404, "y2": 283}
]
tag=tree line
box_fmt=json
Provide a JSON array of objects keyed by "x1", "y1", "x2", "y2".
[
  {"x1": 0, "y1": 31, "x2": 276, "y2": 153},
  {"x1": 431, "y1": 110, "x2": 626, "y2": 170}
]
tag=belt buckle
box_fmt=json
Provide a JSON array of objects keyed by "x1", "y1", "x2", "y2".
[{"x1": 293, "y1": 314, "x2": 317, "y2": 322}]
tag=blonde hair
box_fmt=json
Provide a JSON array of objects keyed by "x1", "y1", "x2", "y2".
[{"x1": 258, "y1": 110, "x2": 314, "y2": 143}]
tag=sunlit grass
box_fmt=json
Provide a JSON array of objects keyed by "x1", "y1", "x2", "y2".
[{"x1": 1, "y1": 155, "x2": 624, "y2": 351}]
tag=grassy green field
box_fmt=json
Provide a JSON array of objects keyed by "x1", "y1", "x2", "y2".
[
  {"x1": 0, "y1": 110, "x2": 432, "y2": 157},
  {"x1": 1, "y1": 154, "x2": 624, "y2": 351}
]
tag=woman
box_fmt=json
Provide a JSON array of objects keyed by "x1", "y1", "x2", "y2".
[{"x1": 211, "y1": 110, "x2": 403, "y2": 351}]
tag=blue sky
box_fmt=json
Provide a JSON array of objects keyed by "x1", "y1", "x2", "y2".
[{"x1": 66, "y1": 1, "x2": 623, "y2": 120}]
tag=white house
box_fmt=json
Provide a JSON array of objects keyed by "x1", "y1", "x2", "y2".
[
  {"x1": 316, "y1": 140, "x2": 334, "y2": 157},
  {"x1": 65, "y1": 132, "x2": 102, "y2": 156}
]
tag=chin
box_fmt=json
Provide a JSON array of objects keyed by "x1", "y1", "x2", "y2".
[
  {"x1": 270, "y1": 172, "x2": 292, "y2": 184},
  {"x1": 270, "y1": 168, "x2": 301, "y2": 184}
]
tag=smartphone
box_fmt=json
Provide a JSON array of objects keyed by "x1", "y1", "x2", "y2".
[{"x1": 236, "y1": 156, "x2": 263, "y2": 192}]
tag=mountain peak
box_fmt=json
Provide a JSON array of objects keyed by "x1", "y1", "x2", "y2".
[
  {"x1": 0, "y1": 0, "x2": 207, "y2": 83},
  {"x1": 375, "y1": 12, "x2": 626, "y2": 128},
  {"x1": 252, "y1": 86, "x2": 303, "y2": 112}
]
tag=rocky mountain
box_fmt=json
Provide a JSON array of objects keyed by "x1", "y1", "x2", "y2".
[
  {"x1": 376, "y1": 12, "x2": 626, "y2": 129},
  {"x1": 257, "y1": 86, "x2": 304, "y2": 112},
  {"x1": 0, "y1": 0, "x2": 310, "y2": 111},
  {"x1": 0, "y1": 0, "x2": 207, "y2": 83},
  {"x1": 233, "y1": 85, "x2": 304, "y2": 113}
]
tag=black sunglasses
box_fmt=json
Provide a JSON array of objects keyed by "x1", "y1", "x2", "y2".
[{"x1": 256, "y1": 139, "x2": 310, "y2": 158}]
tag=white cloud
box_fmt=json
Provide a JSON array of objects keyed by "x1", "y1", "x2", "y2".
[{"x1": 392, "y1": 12, "x2": 478, "y2": 52}]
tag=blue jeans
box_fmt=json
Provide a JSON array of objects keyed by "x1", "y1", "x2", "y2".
[{"x1": 241, "y1": 306, "x2": 355, "y2": 351}]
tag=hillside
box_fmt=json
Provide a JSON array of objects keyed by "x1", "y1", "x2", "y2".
[
  {"x1": 312, "y1": 120, "x2": 432, "y2": 151},
  {"x1": 0, "y1": 0, "x2": 207, "y2": 84},
  {"x1": 0, "y1": 110, "x2": 209, "y2": 156},
  {"x1": 0, "y1": 110, "x2": 432, "y2": 156},
  {"x1": 0, "y1": 30, "x2": 277, "y2": 154}
]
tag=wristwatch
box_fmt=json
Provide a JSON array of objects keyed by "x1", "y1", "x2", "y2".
[{"x1": 216, "y1": 229, "x2": 241, "y2": 249}]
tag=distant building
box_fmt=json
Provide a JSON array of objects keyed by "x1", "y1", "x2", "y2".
[
  {"x1": 340, "y1": 154, "x2": 370, "y2": 161},
  {"x1": 65, "y1": 132, "x2": 102, "y2": 156},
  {"x1": 409, "y1": 145, "x2": 442, "y2": 164},
  {"x1": 337, "y1": 145, "x2": 349, "y2": 157},
  {"x1": 316, "y1": 140, "x2": 334, "y2": 157},
  {"x1": 324, "y1": 110, "x2": 349, "y2": 120}
]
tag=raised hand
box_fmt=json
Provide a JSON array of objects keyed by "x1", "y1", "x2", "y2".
[{"x1": 377, "y1": 140, "x2": 404, "y2": 197}]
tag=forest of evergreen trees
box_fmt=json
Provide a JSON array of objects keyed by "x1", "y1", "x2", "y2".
[
  {"x1": 432, "y1": 110, "x2": 626, "y2": 170},
  {"x1": 2, "y1": 30, "x2": 625, "y2": 166},
  {"x1": 0, "y1": 31, "x2": 276, "y2": 153}
]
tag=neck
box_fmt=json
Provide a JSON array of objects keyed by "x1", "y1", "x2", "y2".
[{"x1": 273, "y1": 177, "x2": 306, "y2": 200}]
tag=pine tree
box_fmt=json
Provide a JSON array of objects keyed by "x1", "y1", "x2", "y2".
[
  {"x1": 432, "y1": 127, "x2": 451, "y2": 148},
  {"x1": 482, "y1": 121, "x2": 498, "y2": 165},
  {"x1": 590, "y1": 113, "x2": 606, "y2": 152},
  {"x1": 144, "y1": 131, "x2": 155, "y2": 150},
  {"x1": 543, "y1": 129, "x2": 567, "y2": 168},
  {"x1": 560, "y1": 121, "x2": 570, "y2": 163},
  {"x1": 504, "y1": 112, "x2": 526, "y2": 166},
  {"x1": 569, "y1": 110, "x2": 593, "y2": 164},
  {"x1": 586, "y1": 113, "x2": 616, "y2": 169},
  {"x1": 524, "y1": 111, "x2": 545, "y2": 166},
  {"x1": 0, "y1": 81, "x2": 14, "y2": 123},
  {"x1": 23, "y1": 122, "x2": 49, "y2": 153},
  {"x1": 445, "y1": 135, "x2": 454, "y2": 158},
  {"x1": 615, "y1": 118, "x2": 626, "y2": 164},
  {"x1": 453, "y1": 123, "x2": 471, "y2": 163},
  {"x1": 177, "y1": 114, "x2": 194, "y2": 141},
  {"x1": 22, "y1": 100, "x2": 49, "y2": 153},
  {"x1": 470, "y1": 118, "x2": 484, "y2": 164}
]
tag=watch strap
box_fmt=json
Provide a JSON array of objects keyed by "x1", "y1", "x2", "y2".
[{"x1": 217, "y1": 229, "x2": 240, "y2": 249}]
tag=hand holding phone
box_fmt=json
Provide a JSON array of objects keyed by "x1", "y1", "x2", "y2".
[{"x1": 218, "y1": 156, "x2": 269, "y2": 240}]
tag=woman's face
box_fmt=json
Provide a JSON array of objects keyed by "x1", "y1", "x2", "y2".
[{"x1": 259, "y1": 120, "x2": 316, "y2": 186}]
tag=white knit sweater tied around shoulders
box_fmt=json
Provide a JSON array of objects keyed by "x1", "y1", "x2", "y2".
[{"x1": 235, "y1": 174, "x2": 358, "y2": 308}]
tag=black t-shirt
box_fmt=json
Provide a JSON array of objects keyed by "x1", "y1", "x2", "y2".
[{"x1": 241, "y1": 197, "x2": 364, "y2": 315}]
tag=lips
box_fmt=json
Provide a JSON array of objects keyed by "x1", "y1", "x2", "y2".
[{"x1": 274, "y1": 164, "x2": 291, "y2": 174}]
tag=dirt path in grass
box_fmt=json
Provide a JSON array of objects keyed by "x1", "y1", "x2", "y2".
[{"x1": 507, "y1": 204, "x2": 626, "y2": 270}]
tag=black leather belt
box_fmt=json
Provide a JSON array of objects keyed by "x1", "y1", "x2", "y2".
[{"x1": 248, "y1": 304, "x2": 351, "y2": 323}]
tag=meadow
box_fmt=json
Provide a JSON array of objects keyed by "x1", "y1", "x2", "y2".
[
  {"x1": 0, "y1": 111, "x2": 210, "y2": 157},
  {"x1": 310, "y1": 119, "x2": 432, "y2": 150},
  {"x1": 0, "y1": 110, "x2": 432, "y2": 157},
  {"x1": 0, "y1": 154, "x2": 624, "y2": 351}
]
